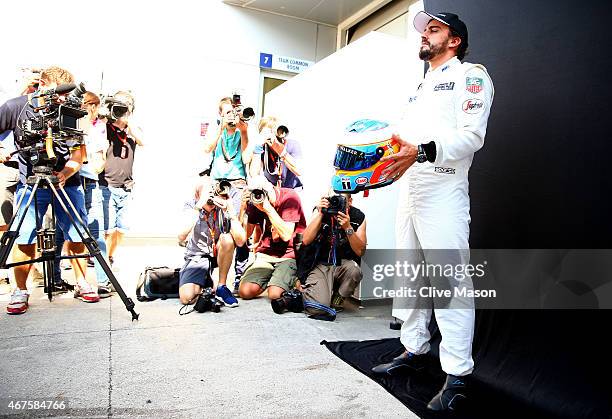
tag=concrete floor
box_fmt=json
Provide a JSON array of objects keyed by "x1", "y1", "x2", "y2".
[{"x1": 0, "y1": 243, "x2": 416, "y2": 418}]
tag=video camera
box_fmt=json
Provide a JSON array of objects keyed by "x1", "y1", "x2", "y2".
[
  {"x1": 18, "y1": 82, "x2": 87, "y2": 166},
  {"x1": 230, "y1": 93, "x2": 255, "y2": 124},
  {"x1": 98, "y1": 93, "x2": 133, "y2": 122},
  {"x1": 322, "y1": 195, "x2": 347, "y2": 216}
]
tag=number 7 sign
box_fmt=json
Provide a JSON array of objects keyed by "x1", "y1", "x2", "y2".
[{"x1": 259, "y1": 53, "x2": 273, "y2": 68}]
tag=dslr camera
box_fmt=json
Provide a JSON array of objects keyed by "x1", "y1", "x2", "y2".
[
  {"x1": 230, "y1": 93, "x2": 255, "y2": 124},
  {"x1": 18, "y1": 82, "x2": 87, "y2": 166},
  {"x1": 322, "y1": 195, "x2": 347, "y2": 216},
  {"x1": 194, "y1": 288, "x2": 224, "y2": 313},
  {"x1": 248, "y1": 187, "x2": 268, "y2": 205}
]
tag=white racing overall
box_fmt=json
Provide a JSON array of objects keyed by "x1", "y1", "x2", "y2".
[{"x1": 394, "y1": 56, "x2": 494, "y2": 376}]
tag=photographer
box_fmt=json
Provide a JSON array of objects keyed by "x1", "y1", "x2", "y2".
[
  {"x1": 238, "y1": 176, "x2": 306, "y2": 301},
  {"x1": 300, "y1": 194, "x2": 367, "y2": 320},
  {"x1": 250, "y1": 116, "x2": 302, "y2": 190},
  {"x1": 0, "y1": 66, "x2": 98, "y2": 314},
  {"x1": 54, "y1": 91, "x2": 111, "y2": 295},
  {"x1": 98, "y1": 91, "x2": 143, "y2": 268},
  {"x1": 203, "y1": 96, "x2": 253, "y2": 295},
  {"x1": 178, "y1": 176, "x2": 246, "y2": 306}
]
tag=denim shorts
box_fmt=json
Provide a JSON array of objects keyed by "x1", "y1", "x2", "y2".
[
  {"x1": 14, "y1": 184, "x2": 87, "y2": 245},
  {"x1": 179, "y1": 255, "x2": 216, "y2": 288},
  {"x1": 101, "y1": 185, "x2": 132, "y2": 233}
]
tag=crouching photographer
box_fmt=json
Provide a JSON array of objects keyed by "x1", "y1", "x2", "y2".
[
  {"x1": 178, "y1": 176, "x2": 246, "y2": 307},
  {"x1": 238, "y1": 176, "x2": 306, "y2": 304},
  {"x1": 299, "y1": 193, "x2": 367, "y2": 321}
]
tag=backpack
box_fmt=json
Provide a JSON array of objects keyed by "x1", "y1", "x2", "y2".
[{"x1": 136, "y1": 266, "x2": 181, "y2": 301}]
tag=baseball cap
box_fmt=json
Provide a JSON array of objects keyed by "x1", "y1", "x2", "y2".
[{"x1": 413, "y1": 11, "x2": 468, "y2": 44}]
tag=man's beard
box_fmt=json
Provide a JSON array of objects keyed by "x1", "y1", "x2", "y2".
[{"x1": 419, "y1": 39, "x2": 448, "y2": 61}]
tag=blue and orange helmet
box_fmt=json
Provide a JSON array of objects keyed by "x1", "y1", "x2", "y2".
[{"x1": 332, "y1": 119, "x2": 400, "y2": 194}]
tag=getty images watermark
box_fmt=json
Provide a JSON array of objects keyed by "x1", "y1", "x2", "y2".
[
  {"x1": 361, "y1": 249, "x2": 612, "y2": 309},
  {"x1": 370, "y1": 259, "x2": 495, "y2": 299}
]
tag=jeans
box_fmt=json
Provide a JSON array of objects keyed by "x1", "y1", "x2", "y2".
[{"x1": 55, "y1": 180, "x2": 108, "y2": 285}]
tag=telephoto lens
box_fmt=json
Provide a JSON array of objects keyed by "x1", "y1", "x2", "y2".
[{"x1": 250, "y1": 188, "x2": 266, "y2": 205}]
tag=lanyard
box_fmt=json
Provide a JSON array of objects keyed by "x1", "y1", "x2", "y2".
[{"x1": 203, "y1": 210, "x2": 218, "y2": 257}]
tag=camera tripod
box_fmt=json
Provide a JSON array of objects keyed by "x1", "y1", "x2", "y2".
[{"x1": 0, "y1": 166, "x2": 139, "y2": 320}]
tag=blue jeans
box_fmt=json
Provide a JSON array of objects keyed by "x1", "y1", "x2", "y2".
[
  {"x1": 14, "y1": 184, "x2": 87, "y2": 245},
  {"x1": 54, "y1": 180, "x2": 109, "y2": 285}
]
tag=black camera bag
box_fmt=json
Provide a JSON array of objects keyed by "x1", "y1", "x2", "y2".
[{"x1": 136, "y1": 266, "x2": 181, "y2": 301}]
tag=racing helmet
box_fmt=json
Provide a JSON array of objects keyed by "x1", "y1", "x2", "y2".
[{"x1": 332, "y1": 119, "x2": 400, "y2": 194}]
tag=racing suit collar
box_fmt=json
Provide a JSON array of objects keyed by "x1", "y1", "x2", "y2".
[{"x1": 427, "y1": 56, "x2": 460, "y2": 74}]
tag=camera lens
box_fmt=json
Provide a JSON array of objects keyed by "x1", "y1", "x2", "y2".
[{"x1": 111, "y1": 105, "x2": 129, "y2": 120}]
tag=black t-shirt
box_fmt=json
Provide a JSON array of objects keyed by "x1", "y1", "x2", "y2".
[
  {"x1": 99, "y1": 123, "x2": 137, "y2": 188},
  {"x1": 316, "y1": 206, "x2": 365, "y2": 265},
  {"x1": 0, "y1": 95, "x2": 80, "y2": 187}
]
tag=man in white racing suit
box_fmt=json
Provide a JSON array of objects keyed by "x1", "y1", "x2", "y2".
[{"x1": 371, "y1": 11, "x2": 494, "y2": 412}]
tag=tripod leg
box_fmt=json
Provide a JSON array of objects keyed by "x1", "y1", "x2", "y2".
[
  {"x1": 0, "y1": 182, "x2": 41, "y2": 268},
  {"x1": 40, "y1": 194, "x2": 57, "y2": 301},
  {"x1": 48, "y1": 183, "x2": 139, "y2": 321}
]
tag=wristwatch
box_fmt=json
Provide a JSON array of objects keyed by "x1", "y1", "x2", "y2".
[
  {"x1": 416, "y1": 144, "x2": 427, "y2": 163},
  {"x1": 345, "y1": 228, "x2": 354, "y2": 236}
]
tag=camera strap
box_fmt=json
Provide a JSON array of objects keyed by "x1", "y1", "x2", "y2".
[
  {"x1": 221, "y1": 129, "x2": 240, "y2": 163},
  {"x1": 263, "y1": 144, "x2": 284, "y2": 188}
]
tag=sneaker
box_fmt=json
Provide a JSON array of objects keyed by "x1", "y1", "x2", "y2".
[
  {"x1": 331, "y1": 292, "x2": 345, "y2": 312},
  {"x1": 371, "y1": 351, "x2": 425, "y2": 375},
  {"x1": 232, "y1": 277, "x2": 241, "y2": 296},
  {"x1": 7, "y1": 289, "x2": 29, "y2": 315},
  {"x1": 74, "y1": 282, "x2": 100, "y2": 303},
  {"x1": 97, "y1": 283, "x2": 114, "y2": 299},
  {"x1": 87, "y1": 258, "x2": 94, "y2": 268},
  {"x1": 427, "y1": 374, "x2": 468, "y2": 411},
  {"x1": 215, "y1": 284, "x2": 239, "y2": 307},
  {"x1": 108, "y1": 256, "x2": 114, "y2": 266}
]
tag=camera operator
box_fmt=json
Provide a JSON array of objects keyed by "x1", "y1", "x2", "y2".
[
  {"x1": 0, "y1": 66, "x2": 98, "y2": 314},
  {"x1": 98, "y1": 91, "x2": 143, "y2": 268},
  {"x1": 238, "y1": 176, "x2": 306, "y2": 302},
  {"x1": 299, "y1": 194, "x2": 367, "y2": 320},
  {"x1": 250, "y1": 116, "x2": 302, "y2": 190},
  {"x1": 178, "y1": 176, "x2": 246, "y2": 306},
  {"x1": 54, "y1": 91, "x2": 111, "y2": 295},
  {"x1": 203, "y1": 96, "x2": 253, "y2": 296}
]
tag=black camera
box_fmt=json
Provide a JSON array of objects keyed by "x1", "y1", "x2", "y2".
[
  {"x1": 18, "y1": 83, "x2": 87, "y2": 166},
  {"x1": 322, "y1": 195, "x2": 347, "y2": 216},
  {"x1": 215, "y1": 179, "x2": 232, "y2": 197},
  {"x1": 99, "y1": 94, "x2": 133, "y2": 122},
  {"x1": 194, "y1": 288, "x2": 224, "y2": 313},
  {"x1": 249, "y1": 188, "x2": 267, "y2": 205},
  {"x1": 271, "y1": 289, "x2": 304, "y2": 314},
  {"x1": 231, "y1": 93, "x2": 254, "y2": 123}
]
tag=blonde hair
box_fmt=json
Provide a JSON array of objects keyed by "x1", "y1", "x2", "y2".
[
  {"x1": 40, "y1": 66, "x2": 74, "y2": 85},
  {"x1": 258, "y1": 116, "x2": 278, "y2": 133},
  {"x1": 218, "y1": 97, "x2": 232, "y2": 114}
]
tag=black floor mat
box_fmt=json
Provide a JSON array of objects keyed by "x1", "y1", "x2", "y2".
[{"x1": 321, "y1": 338, "x2": 553, "y2": 419}]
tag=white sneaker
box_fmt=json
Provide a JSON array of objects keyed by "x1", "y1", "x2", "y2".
[{"x1": 7, "y1": 289, "x2": 29, "y2": 315}]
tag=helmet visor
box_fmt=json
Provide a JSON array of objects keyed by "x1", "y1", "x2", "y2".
[{"x1": 334, "y1": 145, "x2": 382, "y2": 171}]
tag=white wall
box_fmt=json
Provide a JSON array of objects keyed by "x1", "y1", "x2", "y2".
[
  {"x1": 264, "y1": 30, "x2": 423, "y2": 249},
  {"x1": 1, "y1": 0, "x2": 336, "y2": 237}
]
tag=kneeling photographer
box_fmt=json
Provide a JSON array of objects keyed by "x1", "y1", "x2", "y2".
[
  {"x1": 0, "y1": 66, "x2": 97, "y2": 315},
  {"x1": 299, "y1": 193, "x2": 367, "y2": 321},
  {"x1": 237, "y1": 176, "x2": 306, "y2": 304},
  {"x1": 178, "y1": 176, "x2": 246, "y2": 307}
]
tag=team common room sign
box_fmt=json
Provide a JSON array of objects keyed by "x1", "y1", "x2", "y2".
[{"x1": 259, "y1": 52, "x2": 314, "y2": 74}]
